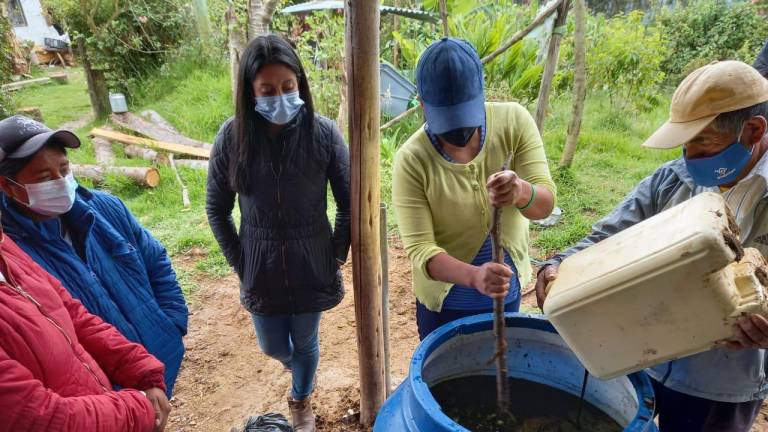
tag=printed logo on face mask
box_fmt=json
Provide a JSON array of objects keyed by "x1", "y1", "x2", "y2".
[{"x1": 715, "y1": 167, "x2": 736, "y2": 179}]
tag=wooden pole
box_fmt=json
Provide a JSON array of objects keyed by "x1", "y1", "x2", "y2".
[
  {"x1": 560, "y1": 0, "x2": 586, "y2": 168},
  {"x1": 346, "y1": 0, "x2": 386, "y2": 426},
  {"x1": 380, "y1": 203, "x2": 391, "y2": 397},
  {"x1": 535, "y1": 0, "x2": 571, "y2": 132},
  {"x1": 439, "y1": 0, "x2": 450, "y2": 37}
]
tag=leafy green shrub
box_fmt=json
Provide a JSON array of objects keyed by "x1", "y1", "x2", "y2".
[
  {"x1": 296, "y1": 11, "x2": 346, "y2": 118},
  {"x1": 392, "y1": 0, "x2": 544, "y2": 104},
  {"x1": 558, "y1": 11, "x2": 667, "y2": 112},
  {"x1": 44, "y1": 0, "x2": 191, "y2": 97},
  {"x1": 658, "y1": 0, "x2": 768, "y2": 83}
]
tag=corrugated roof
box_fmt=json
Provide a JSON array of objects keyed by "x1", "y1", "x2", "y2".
[{"x1": 281, "y1": 1, "x2": 439, "y2": 23}]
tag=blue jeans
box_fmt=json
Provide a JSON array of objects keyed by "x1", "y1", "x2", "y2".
[
  {"x1": 416, "y1": 295, "x2": 522, "y2": 340},
  {"x1": 251, "y1": 312, "x2": 322, "y2": 400}
]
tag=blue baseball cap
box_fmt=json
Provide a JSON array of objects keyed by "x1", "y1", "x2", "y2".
[{"x1": 416, "y1": 38, "x2": 485, "y2": 135}]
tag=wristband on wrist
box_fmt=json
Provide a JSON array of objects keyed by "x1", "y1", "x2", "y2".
[{"x1": 516, "y1": 183, "x2": 537, "y2": 211}]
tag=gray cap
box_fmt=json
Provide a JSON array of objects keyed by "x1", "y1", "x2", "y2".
[{"x1": 0, "y1": 115, "x2": 80, "y2": 162}]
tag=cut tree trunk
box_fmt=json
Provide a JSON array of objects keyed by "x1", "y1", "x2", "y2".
[
  {"x1": 92, "y1": 137, "x2": 115, "y2": 166},
  {"x1": 1, "y1": 77, "x2": 51, "y2": 92},
  {"x1": 174, "y1": 159, "x2": 209, "y2": 170},
  {"x1": 78, "y1": 41, "x2": 111, "y2": 119},
  {"x1": 227, "y1": 1, "x2": 247, "y2": 103},
  {"x1": 123, "y1": 144, "x2": 166, "y2": 164},
  {"x1": 140, "y1": 110, "x2": 181, "y2": 134},
  {"x1": 111, "y1": 113, "x2": 212, "y2": 151},
  {"x1": 247, "y1": 0, "x2": 281, "y2": 38},
  {"x1": 535, "y1": 0, "x2": 571, "y2": 132},
  {"x1": 72, "y1": 164, "x2": 161, "y2": 188},
  {"x1": 559, "y1": 0, "x2": 586, "y2": 168}
]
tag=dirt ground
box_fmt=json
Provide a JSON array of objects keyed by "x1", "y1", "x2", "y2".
[{"x1": 168, "y1": 246, "x2": 768, "y2": 432}]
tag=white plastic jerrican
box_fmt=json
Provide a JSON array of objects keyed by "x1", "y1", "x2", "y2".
[{"x1": 544, "y1": 192, "x2": 768, "y2": 379}]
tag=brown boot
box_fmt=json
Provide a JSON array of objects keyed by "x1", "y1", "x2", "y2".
[{"x1": 288, "y1": 396, "x2": 316, "y2": 432}]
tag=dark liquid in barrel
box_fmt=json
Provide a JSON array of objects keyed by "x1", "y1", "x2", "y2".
[{"x1": 430, "y1": 376, "x2": 623, "y2": 432}]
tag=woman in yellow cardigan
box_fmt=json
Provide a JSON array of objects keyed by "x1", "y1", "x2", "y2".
[{"x1": 392, "y1": 38, "x2": 557, "y2": 340}]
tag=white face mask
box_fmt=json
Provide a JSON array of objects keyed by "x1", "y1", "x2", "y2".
[
  {"x1": 254, "y1": 91, "x2": 305, "y2": 125},
  {"x1": 9, "y1": 173, "x2": 78, "y2": 216}
]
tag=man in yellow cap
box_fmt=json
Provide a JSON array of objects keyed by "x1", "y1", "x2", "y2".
[{"x1": 536, "y1": 61, "x2": 768, "y2": 431}]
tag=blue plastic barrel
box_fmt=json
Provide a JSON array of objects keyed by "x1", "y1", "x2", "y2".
[{"x1": 374, "y1": 313, "x2": 658, "y2": 432}]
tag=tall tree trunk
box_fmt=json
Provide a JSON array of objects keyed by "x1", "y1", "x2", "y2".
[
  {"x1": 534, "y1": 0, "x2": 571, "y2": 132},
  {"x1": 248, "y1": 0, "x2": 281, "y2": 39},
  {"x1": 227, "y1": 2, "x2": 246, "y2": 104},
  {"x1": 78, "y1": 40, "x2": 110, "y2": 119},
  {"x1": 560, "y1": 0, "x2": 587, "y2": 168}
]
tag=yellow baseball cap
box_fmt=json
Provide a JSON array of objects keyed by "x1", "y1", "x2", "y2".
[{"x1": 643, "y1": 61, "x2": 768, "y2": 149}]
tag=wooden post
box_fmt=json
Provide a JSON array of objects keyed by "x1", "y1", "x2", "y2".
[
  {"x1": 439, "y1": 0, "x2": 450, "y2": 37},
  {"x1": 346, "y1": 0, "x2": 386, "y2": 426},
  {"x1": 534, "y1": 0, "x2": 571, "y2": 132},
  {"x1": 77, "y1": 40, "x2": 111, "y2": 119},
  {"x1": 560, "y1": 0, "x2": 587, "y2": 168}
]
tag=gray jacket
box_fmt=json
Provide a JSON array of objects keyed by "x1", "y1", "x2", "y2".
[{"x1": 544, "y1": 157, "x2": 768, "y2": 402}]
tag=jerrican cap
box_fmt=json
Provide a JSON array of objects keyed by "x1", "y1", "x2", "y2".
[
  {"x1": 643, "y1": 61, "x2": 768, "y2": 149},
  {"x1": 416, "y1": 38, "x2": 485, "y2": 134},
  {"x1": 0, "y1": 115, "x2": 80, "y2": 163}
]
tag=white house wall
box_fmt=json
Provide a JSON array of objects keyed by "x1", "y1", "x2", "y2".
[{"x1": 11, "y1": 0, "x2": 65, "y2": 47}]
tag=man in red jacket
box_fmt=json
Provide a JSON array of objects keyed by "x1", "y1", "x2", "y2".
[{"x1": 0, "y1": 227, "x2": 171, "y2": 431}]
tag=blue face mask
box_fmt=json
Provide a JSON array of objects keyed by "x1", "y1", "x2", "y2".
[
  {"x1": 254, "y1": 91, "x2": 305, "y2": 125},
  {"x1": 683, "y1": 130, "x2": 752, "y2": 187}
]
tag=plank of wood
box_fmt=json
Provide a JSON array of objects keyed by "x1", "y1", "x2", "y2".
[
  {"x1": 92, "y1": 137, "x2": 115, "y2": 166},
  {"x1": 174, "y1": 159, "x2": 208, "y2": 170},
  {"x1": 2, "y1": 77, "x2": 51, "y2": 92},
  {"x1": 91, "y1": 128, "x2": 211, "y2": 159},
  {"x1": 110, "y1": 112, "x2": 212, "y2": 150}
]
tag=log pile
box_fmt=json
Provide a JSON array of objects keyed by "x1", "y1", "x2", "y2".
[{"x1": 85, "y1": 111, "x2": 212, "y2": 205}]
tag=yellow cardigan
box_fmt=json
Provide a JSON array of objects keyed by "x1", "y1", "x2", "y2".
[{"x1": 392, "y1": 102, "x2": 556, "y2": 312}]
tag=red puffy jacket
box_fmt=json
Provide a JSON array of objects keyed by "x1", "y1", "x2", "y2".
[{"x1": 0, "y1": 235, "x2": 166, "y2": 431}]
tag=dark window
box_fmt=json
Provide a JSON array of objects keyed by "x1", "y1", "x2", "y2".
[{"x1": 8, "y1": 0, "x2": 27, "y2": 27}]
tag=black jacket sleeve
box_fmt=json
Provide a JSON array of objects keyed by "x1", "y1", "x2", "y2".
[
  {"x1": 326, "y1": 122, "x2": 351, "y2": 263},
  {"x1": 755, "y1": 38, "x2": 768, "y2": 79},
  {"x1": 205, "y1": 119, "x2": 241, "y2": 269}
]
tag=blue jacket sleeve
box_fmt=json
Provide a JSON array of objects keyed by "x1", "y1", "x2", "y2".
[{"x1": 97, "y1": 194, "x2": 189, "y2": 336}]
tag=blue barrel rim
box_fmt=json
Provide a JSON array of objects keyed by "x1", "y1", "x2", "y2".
[{"x1": 409, "y1": 312, "x2": 656, "y2": 431}]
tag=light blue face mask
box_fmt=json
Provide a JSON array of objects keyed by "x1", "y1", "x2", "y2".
[{"x1": 254, "y1": 91, "x2": 305, "y2": 125}]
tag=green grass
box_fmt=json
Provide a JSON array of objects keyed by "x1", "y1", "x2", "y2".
[
  {"x1": 532, "y1": 93, "x2": 678, "y2": 257},
  {"x1": 12, "y1": 67, "x2": 91, "y2": 129}
]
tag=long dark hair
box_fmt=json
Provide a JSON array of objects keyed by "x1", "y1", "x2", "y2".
[{"x1": 229, "y1": 35, "x2": 315, "y2": 193}]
